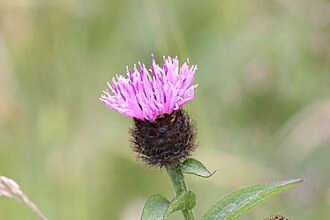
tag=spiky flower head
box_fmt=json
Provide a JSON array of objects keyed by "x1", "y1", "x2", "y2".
[
  {"x1": 100, "y1": 55, "x2": 198, "y2": 167},
  {"x1": 100, "y1": 55, "x2": 198, "y2": 122},
  {"x1": 265, "y1": 214, "x2": 289, "y2": 220}
]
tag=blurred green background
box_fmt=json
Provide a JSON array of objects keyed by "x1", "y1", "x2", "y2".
[{"x1": 0, "y1": 0, "x2": 329, "y2": 219}]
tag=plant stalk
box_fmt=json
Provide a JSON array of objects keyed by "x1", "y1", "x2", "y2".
[{"x1": 166, "y1": 165, "x2": 195, "y2": 220}]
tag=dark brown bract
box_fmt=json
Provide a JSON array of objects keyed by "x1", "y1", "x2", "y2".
[
  {"x1": 130, "y1": 110, "x2": 197, "y2": 167},
  {"x1": 265, "y1": 214, "x2": 289, "y2": 220}
]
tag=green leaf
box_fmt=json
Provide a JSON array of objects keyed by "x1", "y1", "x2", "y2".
[
  {"x1": 181, "y1": 158, "x2": 216, "y2": 178},
  {"x1": 166, "y1": 191, "x2": 196, "y2": 216},
  {"x1": 141, "y1": 195, "x2": 170, "y2": 220},
  {"x1": 202, "y1": 179, "x2": 303, "y2": 220},
  {"x1": 141, "y1": 191, "x2": 197, "y2": 220}
]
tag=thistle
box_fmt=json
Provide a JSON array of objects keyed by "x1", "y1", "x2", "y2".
[
  {"x1": 265, "y1": 214, "x2": 289, "y2": 220},
  {"x1": 100, "y1": 55, "x2": 302, "y2": 220},
  {"x1": 100, "y1": 55, "x2": 198, "y2": 167}
]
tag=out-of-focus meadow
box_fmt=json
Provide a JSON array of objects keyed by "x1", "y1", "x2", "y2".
[{"x1": 0, "y1": 0, "x2": 329, "y2": 219}]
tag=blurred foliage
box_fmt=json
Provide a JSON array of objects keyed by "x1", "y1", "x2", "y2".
[{"x1": 0, "y1": 0, "x2": 329, "y2": 219}]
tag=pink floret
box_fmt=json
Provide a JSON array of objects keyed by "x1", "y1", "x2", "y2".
[{"x1": 100, "y1": 55, "x2": 198, "y2": 122}]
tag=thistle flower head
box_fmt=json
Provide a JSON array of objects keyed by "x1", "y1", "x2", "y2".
[
  {"x1": 100, "y1": 55, "x2": 198, "y2": 122},
  {"x1": 100, "y1": 55, "x2": 198, "y2": 167},
  {"x1": 265, "y1": 214, "x2": 289, "y2": 220}
]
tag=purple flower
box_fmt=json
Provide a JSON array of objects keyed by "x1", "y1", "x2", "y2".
[{"x1": 100, "y1": 55, "x2": 198, "y2": 122}]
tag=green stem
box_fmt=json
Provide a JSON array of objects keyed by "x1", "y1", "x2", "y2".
[{"x1": 166, "y1": 165, "x2": 195, "y2": 220}]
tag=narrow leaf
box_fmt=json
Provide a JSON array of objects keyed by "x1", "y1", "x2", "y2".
[
  {"x1": 141, "y1": 195, "x2": 170, "y2": 220},
  {"x1": 202, "y1": 179, "x2": 303, "y2": 220},
  {"x1": 181, "y1": 158, "x2": 216, "y2": 178},
  {"x1": 166, "y1": 191, "x2": 196, "y2": 216}
]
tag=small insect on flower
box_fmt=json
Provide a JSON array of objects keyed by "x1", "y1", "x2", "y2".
[{"x1": 100, "y1": 55, "x2": 198, "y2": 167}]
